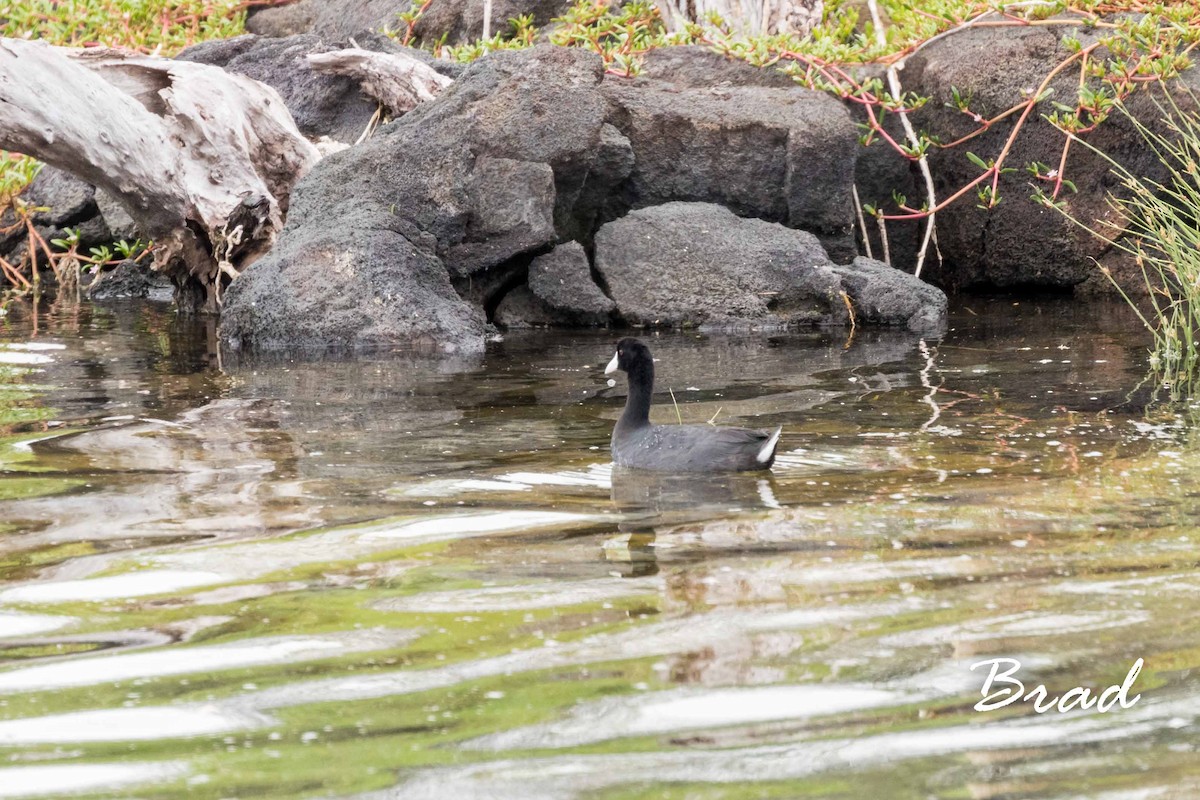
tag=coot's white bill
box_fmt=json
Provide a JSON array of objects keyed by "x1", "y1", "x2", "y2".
[{"x1": 605, "y1": 352, "x2": 619, "y2": 375}]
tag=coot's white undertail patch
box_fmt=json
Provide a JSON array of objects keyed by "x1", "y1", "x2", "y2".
[{"x1": 605, "y1": 338, "x2": 782, "y2": 473}]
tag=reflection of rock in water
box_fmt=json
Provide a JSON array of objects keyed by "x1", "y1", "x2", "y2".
[
  {"x1": 224, "y1": 352, "x2": 491, "y2": 477},
  {"x1": 520, "y1": 329, "x2": 929, "y2": 413},
  {"x1": 1, "y1": 398, "x2": 316, "y2": 557}
]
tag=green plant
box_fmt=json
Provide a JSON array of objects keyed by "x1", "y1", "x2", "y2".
[
  {"x1": 1047, "y1": 87, "x2": 1200, "y2": 399},
  {"x1": 0, "y1": 0, "x2": 272, "y2": 55},
  {"x1": 439, "y1": 13, "x2": 541, "y2": 61},
  {"x1": 548, "y1": 0, "x2": 683, "y2": 76}
]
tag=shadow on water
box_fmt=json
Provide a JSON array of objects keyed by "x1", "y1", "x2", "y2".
[{"x1": 3, "y1": 296, "x2": 1200, "y2": 799}]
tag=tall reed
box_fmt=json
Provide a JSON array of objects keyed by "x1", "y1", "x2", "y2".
[{"x1": 1054, "y1": 88, "x2": 1200, "y2": 400}]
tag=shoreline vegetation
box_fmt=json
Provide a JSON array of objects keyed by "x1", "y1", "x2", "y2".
[{"x1": 2, "y1": 1, "x2": 1200, "y2": 390}]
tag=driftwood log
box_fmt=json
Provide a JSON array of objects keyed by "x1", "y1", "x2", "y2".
[
  {"x1": 654, "y1": 0, "x2": 824, "y2": 36},
  {"x1": 0, "y1": 37, "x2": 319, "y2": 310},
  {"x1": 306, "y1": 48, "x2": 453, "y2": 118}
]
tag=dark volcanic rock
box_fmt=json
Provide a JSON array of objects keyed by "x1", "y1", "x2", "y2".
[
  {"x1": 871, "y1": 25, "x2": 1099, "y2": 289},
  {"x1": 859, "y1": 22, "x2": 1200, "y2": 292},
  {"x1": 220, "y1": 225, "x2": 485, "y2": 352},
  {"x1": 246, "y1": 0, "x2": 403, "y2": 39},
  {"x1": 594, "y1": 202, "x2": 844, "y2": 328},
  {"x1": 411, "y1": 0, "x2": 577, "y2": 46},
  {"x1": 601, "y1": 82, "x2": 858, "y2": 260},
  {"x1": 493, "y1": 285, "x2": 559, "y2": 328},
  {"x1": 0, "y1": 167, "x2": 111, "y2": 268},
  {"x1": 638, "y1": 46, "x2": 796, "y2": 89},
  {"x1": 444, "y1": 157, "x2": 556, "y2": 278},
  {"x1": 95, "y1": 190, "x2": 141, "y2": 243},
  {"x1": 24, "y1": 167, "x2": 97, "y2": 227},
  {"x1": 88, "y1": 259, "x2": 172, "y2": 302},
  {"x1": 220, "y1": 46, "x2": 608, "y2": 352},
  {"x1": 831, "y1": 257, "x2": 947, "y2": 332},
  {"x1": 527, "y1": 241, "x2": 614, "y2": 325},
  {"x1": 245, "y1": 0, "x2": 575, "y2": 46}
]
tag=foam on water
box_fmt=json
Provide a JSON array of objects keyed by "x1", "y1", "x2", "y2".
[
  {"x1": 0, "y1": 762, "x2": 186, "y2": 798},
  {"x1": 0, "y1": 570, "x2": 229, "y2": 604}
]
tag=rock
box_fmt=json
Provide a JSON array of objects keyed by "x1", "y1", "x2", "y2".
[
  {"x1": 221, "y1": 46, "x2": 606, "y2": 352},
  {"x1": 220, "y1": 224, "x2": 486, "y2": 352},
  {"x1": 638, "y1": 46, "x2": 796, "y2": 89},
  {"x1": 245, "y1": 1, "x2": 317, "y2": 36},
  {"x1": 444, "y1": 157, "x2": 556, "y2": 278},
  {"x1": 95, "y1": 189, "x2": 141, "y2": 243},
  {"x1": 246, "y1": 0, "x2": 404, "y2": 40},
  {"x1": 831, "y1": 257, "x2": 948, "y2": 332},
  {"x1": 23, "y1": 166, "x2": 97, "y2": 227},
  {"x1": 526, "y1": 241, "x2": 614, "y2": 325},
  {"x1": 594, "y1": 202, "x2": 845, "y2": 328},
  {"x1": 560, "y1": 123, "x2": 634, "y2": 243},
  {"x1": 88, "y1": 259, "x2": 172, "y2": 302},
  {"x1": 245, "y1": 0, "x2": 576, "y2": 46},
  {"x1": 176, "y1": 34, "x2": 378, "y2": 143},
  {"x1": 411, "y1": 0, "x2": 577, "y2": 45},
  {"x1": 601, "y1": 81, "x2": 858, "y2": 259},
  {"x1": 1, "y1": 214, "x2": 112, "y2": 273},
  {"x1": 494, "y1": 285, "x2": 560, "y2": 328}
]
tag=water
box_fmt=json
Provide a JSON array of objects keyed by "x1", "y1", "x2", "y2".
[{"x1": 0, "y1": 297, "x2": 1198, "y2": 799}]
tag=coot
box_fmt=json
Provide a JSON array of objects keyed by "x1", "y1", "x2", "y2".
[{"x1": 605, "y1": 338, "x2": 782, "y2": 472}]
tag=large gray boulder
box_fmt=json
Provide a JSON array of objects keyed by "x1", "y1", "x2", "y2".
[
  {"x1": 593, "y1": 202, "x2": 945, "y2": 331},
  {"x1": 219, "y1": 224, "x2": 485, "y2": 352},
  {"x1": 594, "y1": 202, "x2": 844, "y2": 328},
  {"x1": 221, "y1": 46, "x2": 610, "y2": 352},
  {"x1": 601, "y1": 81, "x2": 858, "y2": 260}
]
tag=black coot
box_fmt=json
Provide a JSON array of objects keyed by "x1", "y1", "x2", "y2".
[{"x1": 605, "y1": 338, "x2": 782, "y2": 472}]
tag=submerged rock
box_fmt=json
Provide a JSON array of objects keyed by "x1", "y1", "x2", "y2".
[
  {"x1": 831, "y1": 257, "x2": 948, "y2": 332},
  {"x1": 88, "y1": 259, "x2": 173, "y2": 302}
]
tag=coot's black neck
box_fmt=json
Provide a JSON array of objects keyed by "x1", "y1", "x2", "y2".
[{"x1": 618, "y1": 357, "x2": 653, "y2": 430}]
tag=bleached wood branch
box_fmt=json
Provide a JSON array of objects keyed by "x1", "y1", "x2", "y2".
[
  {"x1": 867, "y1": 0, "x2": 938, "y2": 277},
  {"x1": 0, "y1": 38, "x2": 319, "y2": 308},
  {"x1": 307, "y1": 48, "x2": 453, "y2": 116}
]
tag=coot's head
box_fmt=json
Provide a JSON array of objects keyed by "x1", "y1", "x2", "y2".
[{"x1": 605, "y1": 337, "x2": 652, "y2": 375}]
